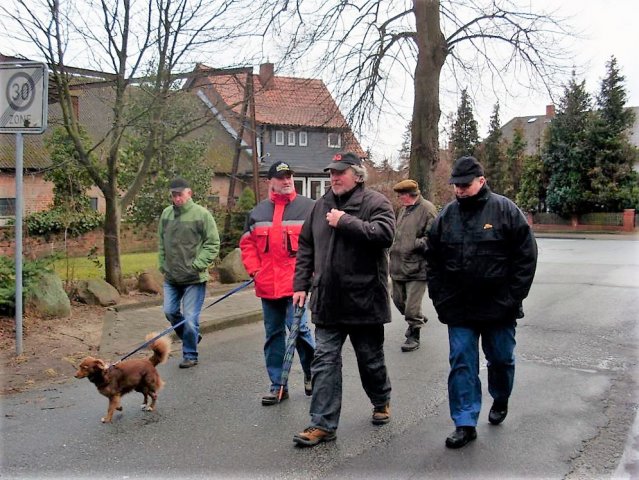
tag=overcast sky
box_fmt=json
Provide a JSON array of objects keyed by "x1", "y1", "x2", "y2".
[{"x1": 361, "y1": 0, "x2": 639, "y2": 161}]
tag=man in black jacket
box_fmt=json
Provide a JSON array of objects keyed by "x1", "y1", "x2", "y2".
[
  {"x1": 426, "y1": 156, "x2": 537, "y2": 449},
  {"x1": 291, "y1": 152, "x2": 396, "y2": 448}
]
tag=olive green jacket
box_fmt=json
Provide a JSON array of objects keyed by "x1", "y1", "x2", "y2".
[{"x1": 389, "y1": 196, "x2": 437, "y2": 281}]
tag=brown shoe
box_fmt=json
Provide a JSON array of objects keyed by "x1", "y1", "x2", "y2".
[
  {"x1": 293, "y1": 427, "x2": 336, "y2": 447},
  {"x1": 372, "y1": 402, "x2": 391, "y2": 425}
]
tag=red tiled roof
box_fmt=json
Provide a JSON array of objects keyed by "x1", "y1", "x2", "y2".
[{"x1": 195, "y1": 68, "x2": 350, "y2": 130}]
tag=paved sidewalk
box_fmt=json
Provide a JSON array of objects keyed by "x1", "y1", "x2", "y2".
[{"x1": 99, "y1": 282, "x2": 262, "y2": 358}]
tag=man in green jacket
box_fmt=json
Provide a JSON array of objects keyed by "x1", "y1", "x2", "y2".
[
  {"x1": 158, "y1": 178, "x2": 220, "y2": 368},
  {"x1": 389, "y1": 179, "x2": 438, "y2": 352}
]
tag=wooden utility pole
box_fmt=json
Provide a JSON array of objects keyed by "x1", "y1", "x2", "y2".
[{"x1": 247, "y1": 72, "x2": 261, "y2": 202}]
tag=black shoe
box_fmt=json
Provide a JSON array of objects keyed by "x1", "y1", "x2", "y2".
[
  {"x1": 488, "y1": 401, "x2": 508, "y2": 425},
  {"x1": 198, "y1": 334, "x2": 202, "y2": 344},
  {"x1": 401, "y1": 337, "x2": 420, "y2": 352},
  {"x1": 445, "y1": 427, "x2": 477, "y2": 449},
  {"x1": 179, "y1": 358, "x2": 198, "y2": 369},
  {"x1": 401, "y1": 327, "x2": 420, "y2": 352}
]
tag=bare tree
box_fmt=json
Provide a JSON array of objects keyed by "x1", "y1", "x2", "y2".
[
  {"x1": 250, "y1": 0, "x2": 574, "y2": 199},
  {"x1": 1, "y1": 0, "x2": 246, "y2": 291}
]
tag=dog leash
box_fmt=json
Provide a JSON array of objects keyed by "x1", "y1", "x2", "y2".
[{"x1": 113, "y1": 278, "x2": 255, "y2": 365}]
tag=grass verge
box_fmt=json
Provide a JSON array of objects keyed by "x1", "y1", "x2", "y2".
[{"x1": 54, "y1": 251, "x2": 158, "y2": 280}]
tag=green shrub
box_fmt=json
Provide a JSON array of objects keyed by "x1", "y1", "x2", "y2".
[
  {"x1": 25, "y1": 207, "x2": 104, "y2": 238},
  {"x1": 0, "y1": 255, "x2": 59, "y2": 314}
]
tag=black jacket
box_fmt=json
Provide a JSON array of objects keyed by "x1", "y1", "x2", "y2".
[
  {"x1": 293, "y1": 184, "x2": 396, "y2": 325},
  {"x1": 426, "y1": 186, "x2": 537, "y2": 326}
]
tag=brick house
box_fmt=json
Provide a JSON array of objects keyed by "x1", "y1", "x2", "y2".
[{"x1": 186, "y1": 62, "x2": 367, "y2": 200}]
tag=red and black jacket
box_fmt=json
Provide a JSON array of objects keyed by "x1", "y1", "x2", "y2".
[{"x1": 239, "y1": 190, "x2": 315, "y2": 299}]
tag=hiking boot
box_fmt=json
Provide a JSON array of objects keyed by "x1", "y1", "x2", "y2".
[
  {"x1": 401, "y1": 327, "x2": 420, "y2": 352},
  {"x1": 372, "y1": 402, "x2": 391, "y2": 425},
  {"x1": 261, "y1": 390, "x2": 288, "y2": 406},
  {"x1": 179, "y1": 358, "x2": 198, "y2": 369},
  {"x1": 293, "y1": 427, "x2": 336, "y2": 447},
  {"x1": 304, "y1": 374, "x2": 312, "y2": 396},
  {"x1": 488, "y1": 401, "x2": 508, "y2": 425}
]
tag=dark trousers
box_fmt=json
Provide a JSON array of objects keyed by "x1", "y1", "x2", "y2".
[
  {"x1": 447, "y1": 323, "x2": 516, "y2": 426},
  {"x1": 309, "y1": 324, "x2": 391, "y2": 432}
]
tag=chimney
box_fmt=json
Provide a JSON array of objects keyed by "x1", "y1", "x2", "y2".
[
  {"x1": 546, "y1": 104, "x2": 555, "y2": 118},
  {"x1": 259, "y1": 62, "x2": 275, "y2": 90}
]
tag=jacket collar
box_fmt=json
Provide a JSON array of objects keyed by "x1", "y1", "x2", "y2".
[
  {"x1": 270, "y1": 189, "x2": 297, "y2": 205},
  {"x1": 172, "y1": 198, "x2": 195, "y2": 215}
]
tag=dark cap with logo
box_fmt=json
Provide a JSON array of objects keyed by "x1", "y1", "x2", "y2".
[
  {"x1": 449, "y1": 156, "x2": 485, "y2": 184},
  {"x1": 323, "y1": 152, "x2": 362, "y2": 172},
  {"x1": 267, "y1": 161, "x2": 294, "y2": 179},
  {"x1": 169, "y1": 177, "x2": 190, "y2": 192}
]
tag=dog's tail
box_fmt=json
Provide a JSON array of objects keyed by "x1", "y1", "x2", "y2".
[{"x1": 145, "y1": 332, "x2": 171, "y2": 366}]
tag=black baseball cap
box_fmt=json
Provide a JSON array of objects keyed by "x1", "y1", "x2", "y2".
[
  {"x1": 449, "y1": 156, "x2": 484, "y2": 184},
  {"x1": 267, "y1": 161, "x2": 294, "y2": 179},
  {"x1": 323, "y1": 152, "x2": 362, "y2": 172},
  {"x1": 169, "y1": 178, "x2": 190, "y2": 192}
]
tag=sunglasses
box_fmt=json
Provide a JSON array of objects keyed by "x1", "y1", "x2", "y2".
[{"x1": 453, "y1": 182, "x2": 473, "y2": 189}]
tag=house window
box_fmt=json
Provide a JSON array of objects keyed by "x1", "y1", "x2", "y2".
[
  {"x1": 294, "y1": 180, "x2": 304, "y2": 194},
  {"x1": 287, "y1": 131, "x2": 296, "y2": 146},
  {"x1": 89, "y1": 197, "x2": 98, "y2": 211},
  {"x1": 327, "y1": 132, "x2": 341, "y2": 148},
  {"x1": 275, "y1": 130, "x2": 285, "y2": 145},
  {"x1": 0, "y1": 198, "x2": 16, "y2": 216},
  {"x1": 299, "y1": 131, "x2": 308, "y2": 147}
]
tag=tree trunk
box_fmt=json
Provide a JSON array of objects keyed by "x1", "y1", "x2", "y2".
[
  {"x1": 103, "y1": 194, "x2": 123, "y2": 292},
  {"x1": 410, "y1": 0, "x2": 448, "y2": 201}
]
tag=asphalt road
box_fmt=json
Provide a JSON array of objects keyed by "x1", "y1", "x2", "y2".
[{"x1": 2, "y1": 237, "x2": 638, "y2": 480}]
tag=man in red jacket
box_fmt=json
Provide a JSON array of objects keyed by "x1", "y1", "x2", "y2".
[{"x1": 240, "y1": 161, "x2": 316, "y2": 406}]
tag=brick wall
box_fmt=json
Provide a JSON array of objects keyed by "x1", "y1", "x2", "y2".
[
  {"x1": 0, "y1": 223, "x2": 157, "y2": 259},
  {"x1": 0, "y1": 172, "x2": 54, "y2": 214}
]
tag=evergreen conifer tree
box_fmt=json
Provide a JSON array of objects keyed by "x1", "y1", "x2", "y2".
[
  {"x1": 543, "y1": 72, "x2": 593, "y2": 216},
  {"x1": 585, "y1": 56, "x2": 639, "y2": 211},
  {"x1": 450, "y1": 89, "x2": 480, "y2": 159},
  {"x1": 478, "y1": 103, "x2": 507, "y2": 194}
]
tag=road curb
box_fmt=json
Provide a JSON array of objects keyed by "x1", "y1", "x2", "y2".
[{"x1": 110, "y1": 282, "x2": 253, "y2": 312}]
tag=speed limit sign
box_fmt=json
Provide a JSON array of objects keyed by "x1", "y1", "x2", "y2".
[{"x1": 0, "y1": 61, "x2": 48, "y2": 134}]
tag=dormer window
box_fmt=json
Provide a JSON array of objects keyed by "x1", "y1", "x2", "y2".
[{"x1": 328, "y1": 132, "x2": 341, "y2": 148}]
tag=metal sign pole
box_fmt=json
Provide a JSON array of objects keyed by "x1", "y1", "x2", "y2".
[
  {"x1": 15, "y1": 132, "x2": 23, "y2": 356},
  {"x1": 1, "y1": 61, "x2": 48, "y2": 356}
]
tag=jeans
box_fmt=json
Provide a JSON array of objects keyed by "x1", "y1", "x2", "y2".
[
  {"x1": 447, "y1": 324, "x2": 516, "y2": 427},
  {"x1": 262, "y1": 298, "x2": 315, "y2": 392},
  {"x1": 163, "y1": 281, "x2": 206, "y2": 361},
  {"x1": 309, "y1": 324, "x2": 391, "y2": 432},
  {"x1": 391, "y1": 279, "x2": 428, "y2": 331}
]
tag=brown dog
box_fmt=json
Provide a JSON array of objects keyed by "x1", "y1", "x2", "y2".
[{"x1": 74, "y1": 333, "x2": 171, "y2": 423}]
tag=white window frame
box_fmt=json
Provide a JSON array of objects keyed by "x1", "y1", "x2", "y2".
[
  {"x1": 299, "y1": 131, "x2": 308, "y2": 147},
  {"x1": 327, "y1": 132, "x2": 341, "y2": 148},
  {"x1": 275, "y1": 130, "x2": 285, "y2": 145},
  {"x1": 287, "y1": 131, "x2": 296, "y2": 146}
]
